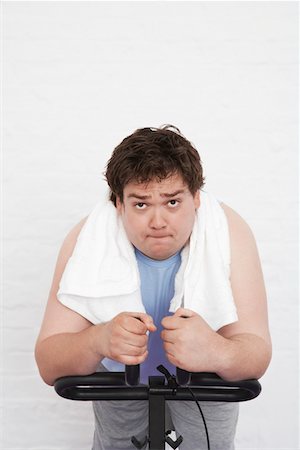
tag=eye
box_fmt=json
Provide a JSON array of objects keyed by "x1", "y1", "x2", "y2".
[
  {"x1": 168, "y1": 199, "x2": 179, "y2": 208},
  {"x1": 135, "y1": 202, "x2": 147, "y2": 210}
]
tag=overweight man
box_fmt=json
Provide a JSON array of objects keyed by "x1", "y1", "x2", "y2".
[{"x1": 35, "y1": 125, "x2": 272, "y2": 450}]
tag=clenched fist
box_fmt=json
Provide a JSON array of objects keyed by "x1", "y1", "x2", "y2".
[
  {"x1": 94, "y1": 312, "x2": 157, "y2": 365},
  {"x1": 161, "y1": 308, "x2": 224, "y2": 373}
]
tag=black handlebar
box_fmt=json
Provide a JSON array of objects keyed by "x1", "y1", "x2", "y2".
[{"x1": 55, "y1": 367, "x2": 261, "y2": 403}]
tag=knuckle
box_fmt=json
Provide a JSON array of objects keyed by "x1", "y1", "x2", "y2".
[
  {"x1": 137, "y1": 322, "x2": 147, "y2": 334},
  {"x1": 110, "y1": 349, "x2": 119, "y2": 360}
]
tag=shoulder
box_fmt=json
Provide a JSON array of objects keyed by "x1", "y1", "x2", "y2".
[
  {"x1": 220, "y1": 202, "x2": 251, "y2": 231},
  {"x1": 55, "y1": 215, "x2": 88, "y2": 270},
  {"x1": 220, "y1": 202, "x2": 256, "y2": 247},
  {"x1": 219, "y1": 202, "x2": 262, "y2": 269},
  {"x1": 51, "y1": 217, "x2": 88, "y2": 290},
  {"x1": 219, "y1": 201, "x2": 266, "y2": 317},
  {"x1": 60, "y1": 216, "x2": 88, "y2": 256}
]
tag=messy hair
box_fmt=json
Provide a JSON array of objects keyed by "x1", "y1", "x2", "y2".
[{"x1": 104, "y1": 125, "x2": 205, "y2": 206}]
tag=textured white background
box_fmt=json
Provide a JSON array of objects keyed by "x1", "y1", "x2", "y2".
[{"x1": 2, "y1": 1, "x2": 299, "y2": 449}]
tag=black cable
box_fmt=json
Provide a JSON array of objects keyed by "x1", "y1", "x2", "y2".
[
  {"x1": 186, "y1": 386, "x2": 210, "y2": 450},
  {"x1": 156, "y1": 365, "x2": 210, "y2": 450}
]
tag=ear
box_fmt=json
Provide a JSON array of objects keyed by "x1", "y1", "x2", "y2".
[
  {"x1": 116, "y1": 196, "x2": 123, "y2": 213},
  {"x1": 194, "y1": 190, "x2": 200, "y2": 210}
]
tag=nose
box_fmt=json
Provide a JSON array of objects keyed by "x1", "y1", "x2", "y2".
[{"x1": 149, "y1": 208, "x2": 167, "y2": 229}]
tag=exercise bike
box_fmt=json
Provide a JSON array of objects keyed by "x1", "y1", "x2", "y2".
[{"x1": 54, "y1": 364, "x2": 261, "y2": 450}]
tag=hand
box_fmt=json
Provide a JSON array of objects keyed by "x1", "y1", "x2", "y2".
[
  {"x1": 96, "y1": 312, "x2": 156, "y2": 365},
  {"x1": 161, "y1": 307, "x2": 223, "y2": 373}
]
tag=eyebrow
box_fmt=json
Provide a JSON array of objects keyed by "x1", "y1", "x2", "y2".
[{"x1": 127, "y1": 189, "x2": 186, "y2": 200}]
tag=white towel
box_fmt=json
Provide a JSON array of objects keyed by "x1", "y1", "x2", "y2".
[{"x1": 57, "y1": 190, "x2": 238, "y2": 331}]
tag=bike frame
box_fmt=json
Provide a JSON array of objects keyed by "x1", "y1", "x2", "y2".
[{"x1": 54, "y1": 367, "x2": 261, "y2": 450}]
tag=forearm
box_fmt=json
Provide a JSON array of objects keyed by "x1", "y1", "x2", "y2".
[
  {"x1": 35, "y1": 325, "x2": 104, "y2": 386},
  {"x1": 215, "y1": 332, "x2": 272, "y2": 381}
]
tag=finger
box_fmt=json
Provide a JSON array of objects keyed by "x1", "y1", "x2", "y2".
[
  {"x1": 121, "y1": 343, "x2": 148, "y2": 357},
  {"x1": 123, "y1": 331, "x2": 148, "y2": 348},
  {"x1": 161, "y1": 315, "x2": 181, "y2": 330},
  {"x1": 174, "y1": 307, "x2": 196, "y2": 318},
  {"x1": 161, "y1": 329, "x2": 176, "y2": 344},
  {"x1": 139, "y1": 315, "x2": 157, "y2": 332},
  {"x1": 119, "y1": 351, "x2": 149, "y2": 366},
  {"x1": 121, "y1": 315, "x2": 149, "y2": 335},
  {"x1": 126, "y1": 312, "x2": 157, "y2": 333},
  {"x1": 110, "y1": 338, "x2": 148, "y2": 360}
]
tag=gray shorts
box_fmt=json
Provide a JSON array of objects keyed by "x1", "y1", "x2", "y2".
[{"x1": 92, "y1": 398, "x2": 239, "y2": 450}]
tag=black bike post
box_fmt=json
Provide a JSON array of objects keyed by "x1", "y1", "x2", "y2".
[{"x1": 148, "y1": 376, "x2": 166, "y2": 450}]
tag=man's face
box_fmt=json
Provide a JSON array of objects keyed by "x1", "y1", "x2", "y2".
[{"x1": 116, "y1": 174, "x2": 200, "y2": 260}]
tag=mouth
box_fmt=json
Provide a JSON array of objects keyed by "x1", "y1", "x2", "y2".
[{"x1": 148, "y1": 235, "x2": 171, "y2": 239}]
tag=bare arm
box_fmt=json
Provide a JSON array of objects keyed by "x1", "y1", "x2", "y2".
[
  {"x1": 161, "y1": 203, "x2": 272, "y2": 381},
  {"x1": 35, "y1": 218, "x2": 155, "y2": 386},
  {"x1": 215, "y1": 203, "x2": 272, "y2": 380}
]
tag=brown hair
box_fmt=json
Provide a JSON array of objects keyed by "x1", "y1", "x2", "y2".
[{"x1": 104, "y1": 125, "x2": 205, "y2": 206}]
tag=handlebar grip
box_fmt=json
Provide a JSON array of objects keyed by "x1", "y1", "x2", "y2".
[
  {"x1": 125, "y1": 364, "x2": 140, "y2": 386},
  {"x1": 176, "y1": 367, "x2": 191, "y2": 386}
]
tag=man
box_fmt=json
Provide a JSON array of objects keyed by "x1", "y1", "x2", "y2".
[{"x1": 35, "y1": 125, "x2": 271, "y2": 449}]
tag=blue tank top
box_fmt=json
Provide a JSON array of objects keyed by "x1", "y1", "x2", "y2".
[{"x1": 102, "y1": 247, "x2": 181, "y2": 383}]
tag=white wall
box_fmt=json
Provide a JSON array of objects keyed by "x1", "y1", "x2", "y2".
[{"x1": 2, "y1": 1, "x2": 298, "y2": 449}]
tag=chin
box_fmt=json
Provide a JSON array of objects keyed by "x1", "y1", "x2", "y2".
[
  {"x1": 152, "y1": 254, "x2": 169, "y2": 261},
  {"x1": 140, "y1": 240, "x2": 182, "y2": 261},
  {"x1": 149, "y1": 248, "x2": 177, "y2": 261}
]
